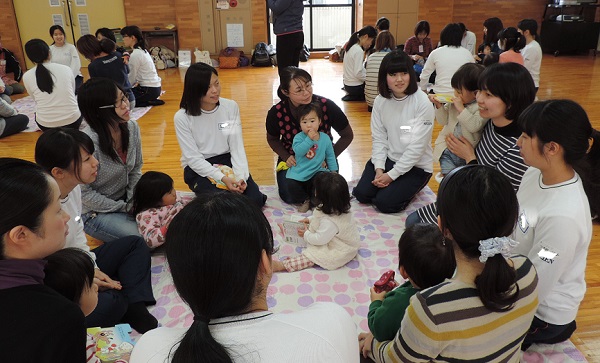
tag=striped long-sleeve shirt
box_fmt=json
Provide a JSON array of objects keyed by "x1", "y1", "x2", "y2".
[
  {"x1": 369, "y1": 256, "x2": 538, "y2": 363},
  {"x1": 417, "y1": 120, "x2": 527, "y2": 224}
]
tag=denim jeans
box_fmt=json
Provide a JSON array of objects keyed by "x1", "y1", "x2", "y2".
[
  {"x1": 439, "y1": 149, "x2": 466, "y2": 175},
  {"x1": 82, "y1": 211, "x2": 141, "y2": 243}
]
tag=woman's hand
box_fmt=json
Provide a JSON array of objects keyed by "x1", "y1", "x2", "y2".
[
  {"x1": 412, "y1": 54, "x2": 422, "y2": 61},
  {"x1": 446, "y1": 134, "x2": 476, "y2": 162},
  {"x1": 370, "y1": 286, "x2": 386, "y2": 302},
  {"x1": 222, "y1": 176, "x2": 244, "y2": 193},
  {"x1": 237, "y1": 179, "x2": 247, "y2": 192},
  {"x1": 94, "y1": 269, "x2": 122, "y2": 291},
  {"x1": 286, "y1": 155, "x2": 297, "y2": 168},
  {"x1": 358, "y1": 332, "x2": 374, "y2": 358},
  {"x1": 372, "y1": 170, "x2": 392, "y2": 188}
]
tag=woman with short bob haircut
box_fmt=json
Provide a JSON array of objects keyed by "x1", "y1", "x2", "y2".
[
  {"x1": 419, "y1": 23, "x2": 475, "y2": 94},
  {"x1": 360, "y1": 165, "x2": 539, "y2": 362},
  {"x1": 365, "y1": 31, "x2": 396, "y2": 109},
  {"x1": 130, "y1": 193, "x2": 359, "y2": 362},
  {"x1": 353, "y1": 50, "x2": 434, "y2": 213},
  {"x1": 175, "y1": 62, "x2": 266, "y2": 207},
  {"x1": 77, "y1": 78, "x2": 143, "y2": 242},
  {"x1": 0, "y1": 158, "x2": 86, "y2": 361}
]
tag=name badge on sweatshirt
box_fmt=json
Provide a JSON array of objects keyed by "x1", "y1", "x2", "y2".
[
  {"x1": 537, "y1": 245, "x2": 558, "y2": 264},
  {"x1": 418, "y1": 45, "x2": 424, "y2": 53},
  {"x1": 400, "y1": 126, "x2": 411, "y2": 133},
  {"x1": 218, "y1": 122, "x2": 232, "y2": 130}
]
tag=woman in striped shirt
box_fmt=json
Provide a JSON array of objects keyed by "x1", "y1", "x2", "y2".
[
  {"x1": 407, "y1": 62, "x2": 536, "y2": 226},
  {"x1": 360, "y1": 165, "x2": 539, "y2": 362}
]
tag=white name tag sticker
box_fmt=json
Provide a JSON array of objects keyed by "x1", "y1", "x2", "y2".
[
  {"x1": 418, "y1": 45, "x2": 424, "y2": 53},
  {"x1": 537, "y1": 245, "x2": 558, "y2": 264},
  {"x1": 218, "y1": 122, "x2": 232, "y2": 130},
  {"x1": 400, "y1": 126, "x2": 411, "y2": 133}
]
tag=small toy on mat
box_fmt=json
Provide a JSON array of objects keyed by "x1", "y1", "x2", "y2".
[
  {"x1": 87, "y1": 324, "x2": 135, "y2": 363},
  {"x1": 207, "y1": 164, "x2": 239, "y2": 190},
  {"x1": 373, "y1": 270, "x2": 399, "y2": 293}
]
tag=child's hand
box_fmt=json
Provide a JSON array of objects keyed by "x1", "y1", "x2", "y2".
[
  {"x1": 298, "y1": 218, "x2": 309, "y2": 224},
  {"x1": 297, "y1": 224, "x2": 307, "y2": 237},
  {"x1": 428, "y1": 94, "x2": 442, "y2": 109},
  {"x1": 370, "y1": 286, "x2": 387, "y2": 302},
  {"x1": 358, "y1": 332, "x2": 374, "y2": 358},
  {"x1": 307, "y1": 129, "x2": 320, "y2": 141},
  {"x1": 451, "y1": 96, "x2": 465, "y2": 113},
  {"x1": 94, "y1": 269, "x2": 122, "y2": 291}
]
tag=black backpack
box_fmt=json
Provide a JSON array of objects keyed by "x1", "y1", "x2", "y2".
[{"x1": 251, "y1": 42, "x2": 272, "y2": 67}]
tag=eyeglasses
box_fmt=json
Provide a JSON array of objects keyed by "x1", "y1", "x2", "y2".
[
  {"x1": 289, "y1": 82, "x2": 313, "y2": 95},
  {"x1": 99, "y1": 95, "x2": 129, "y2": 109}
]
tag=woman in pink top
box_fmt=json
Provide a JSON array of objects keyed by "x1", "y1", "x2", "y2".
[{"x1": 498, "y1": 27, "x2": 525, "y2": 65}]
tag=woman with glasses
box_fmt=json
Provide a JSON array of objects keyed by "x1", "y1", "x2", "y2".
[
  {"x1": 176, "y1": 62, "x2": 266, "y2": 207},
  {"x1": 266, "y1": 66, "x2": 354, "y2": 205},
  {"x1": 22, "y1": 39, "x2": 82, "y2": 130},
  {"x1": 77, "y1": 78, "x2": 143, "y2": 242},
  {"x1": 120, "y1": 26, "x2": 163, "y2": 107}
]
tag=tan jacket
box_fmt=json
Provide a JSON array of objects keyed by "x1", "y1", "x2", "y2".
[{"x1": 433, "y1": 101, "x2": 486, "y2": 161}]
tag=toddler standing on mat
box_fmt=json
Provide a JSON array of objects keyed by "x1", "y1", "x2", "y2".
[
  {"x1": 367, "y1": 224, "x2": 455, "y2": 341},
  {"x1": 431, "y1": 63, "x2": 486, "y2": 180},
  {"x1": 286, "y1": 101, "x2": 338, "y2": 212},
  {"x1": 274, "y1": 172, "x2": 360, "y2": 272},
  {"x1": 131, "y1": 171, "x2": 194, "y2": 248}
]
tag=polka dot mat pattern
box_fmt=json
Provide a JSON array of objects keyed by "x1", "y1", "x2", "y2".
[{"x1": 145, "y1": 183, "x2": 585, "y2": 362}]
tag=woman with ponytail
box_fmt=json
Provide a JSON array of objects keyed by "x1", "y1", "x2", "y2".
[
  {"x1": 23, "y1": 39, "x2": 82, "y2": 130},
  {"x1": 497, "y1": 27, "x2": 526, "y2": 65},
  {"x1": 342, "y1": 25, "x2": 377, "y2": 101},
  {"x1": 359, "y1": 165, "x2": 539, "y2": 362},
  {"x1": 130, "y1": 193, "x2": 359, "y2": 363},
  {"x1": 514, "y1": 99, "x2": 599, "y2": 349}
]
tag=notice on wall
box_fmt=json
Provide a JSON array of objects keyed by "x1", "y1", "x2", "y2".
[
  {"x1": 78, "y1": 14, "x2": 90, "y2": 35},
  {"x1": 52, "y1": 14, "x2": 64, "y2": 27},
  {"x1": 49, "y1": 0, "x2": 60, "y2": 6},
  {"x1": 217, "y1": 0, "x2": 229, "y2": 9},
  {"x1": 75, "y1": 0, "x2": 86, "y2": 5},
  {"x1": 226, "y1": 23, "x2": 244, "y2": 48}
]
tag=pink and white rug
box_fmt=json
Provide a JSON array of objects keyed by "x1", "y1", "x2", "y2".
[
  {"x1": 10, "y1": 96, "x2": 155, "y2": 132},
  {"x1": 146, "y1": 184, "x2": 587, "y2": 362}
]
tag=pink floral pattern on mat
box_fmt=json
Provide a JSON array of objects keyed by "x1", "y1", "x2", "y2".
[{"x1": 145, "y1": 183, "x2": 586, "y2": 362}]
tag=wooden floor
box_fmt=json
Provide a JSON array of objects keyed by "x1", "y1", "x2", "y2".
[{"x1": 1, "y1": 55, "x2": 599, "y2": 360}]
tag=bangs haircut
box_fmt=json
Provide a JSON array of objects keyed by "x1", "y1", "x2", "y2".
[
  {"x1": 44, "y1": 248, "x2": 95, "y2": 303},
  {"x1": 378, "y1": 50, "x2": 418, "y2": 98},
  {"x1": 280, "y1": 66, "x2": 312, "y2": 95},
  {"x1": 35, "y1": 128, "x2": 95, "y2": 182},
  {"x1": 478, "y1": 63, "x2": 535, "y2": 121},
  {"x1": 180, "y1": 62, "x2": 219, "y2": 116},
  {"x1": 451, "y1": 63, "x2": 485, "y2": 92},
  {"x1": 296, "y1": 101, "x2": 322, "y2": 122}
]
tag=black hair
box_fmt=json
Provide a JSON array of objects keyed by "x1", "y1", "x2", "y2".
[
  {"x1": 95, "y1": 27, "x2": 117, "y2": 43},
  {"x1": 279, "y1": 66, "x2": 312, "y2": 100},
  {"x1": 344, "y1": 25, "x2": 377, "y2": 52},
  {"x1": 120, "y1": 25, "x2": 147, "y2": 51},
  {"x1": 376, "y1": 17, "x2": 390, "y2": 31},
  {"x1": 0, "y1": 158, "x2": 53, "y2": 259},
  {"x1": 44, "y1": 248, "x2": 95, "y2": 303},
  {"x1": 49, "y1": 25, "x2": 66, "y2": 44},
  {"x1": 77, "y1": 78, "x2": 130, "y2": 161},
  {"x1": 483, "y1": 17, "x2": 504, "y2": 45},
  {"x1": 99, "y1": 38, "x2": 117, "y2": 54},
  {"x1": 76, "y1": 34, "x2": 102, "y2": 61},
  {"x1": 131, "y1": 171, "x2": 175, "y2": 215},
  {"x1": 35, "y1": 128, "x2": 95, "y2": 182},
  {"x1": 24, "y1": 39, "x2": 53, "y2": 94},
  {"x1": 374, "y1": 31, "x2": 396, "y2": 52},
  {"x1": 296, "y1": 101, "x2": 323, "y2": 123},
  {"x1": 398, "y1": 224, "x2": 456, "y2": 289},
  {"x1": 458, "y1": 23, "x2": 468, "y2": 33},
  {"x1": 180, "y1": 62, "x2": 219, "y2": 116},
  {"x1": 165, "y1": 192, "x2": 275, "y2": 363},
  {"x1": 414, "y1": 20, "x2": 431, "y2": 37},
  {"x1": 378, "y1": 50, "x2": 418, "y2": 98},
  {"x1": 451, "y1": 63, "x2": 485, "y2": 92},
  {"x1": 518, "y1": 19, "x2": 538, "y2": 40},
  {"x1": 478, "y1": 62, "x2": 535, "y2": 121},
  {"x1": 518, "y1": 100, "x2": 600, "y2": 216},
  {"x1": 437, "y1": 165, "x2": 520, "y2": 312},
  {"x1": 439, "y1": 23, "x2": 463, "y2": 47},
  {"x1": 313, "y1": 172, "x2": 351, "y2": 215},
  {"x1": 482, "y1": 52, "x2": 500, "y2": 66},
  {"x1": 497, "y1": 27, "x2": 525, "y2": 53}
]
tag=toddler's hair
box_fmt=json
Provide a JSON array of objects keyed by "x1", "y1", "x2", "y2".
[
  {"x1": 100, "y1": 38, "x2": 117, "y2": 54},
  {"x1": 376, "y1": 17, "x2": 390, "y2": 31},
  {"x1": 483, "y1": 52, "x2": 500, "y2": 66},
  {"x1": 131, "y1": 171, "x2": 174, "y2": 215},
  {"x1": 398, "y1": 224, "x2": 456, "y2": 289},
  {"x1": 313, "y1": 172, "x2": 351, "y2": 215},
  {"x1": 296, "y1": 101, "x2": 323, "y2": 124},
  {"x1": 44, "y1": 248, "x2": 95, "y2": 303},
  {"x1": 451, "y1": 63, "x2": 485, "y2": 92}
]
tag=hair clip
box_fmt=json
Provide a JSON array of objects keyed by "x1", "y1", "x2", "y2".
[{"x1": 478, "y1": 237, "x2": 519, "y2": 263}]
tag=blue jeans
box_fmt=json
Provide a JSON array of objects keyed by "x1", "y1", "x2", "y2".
[
  {"x1": 82, "y1": 211, "x2": 141, "y2": 243},
  {"x1": 439, "y1": 149, "x2": 466, "y2": 175}
]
